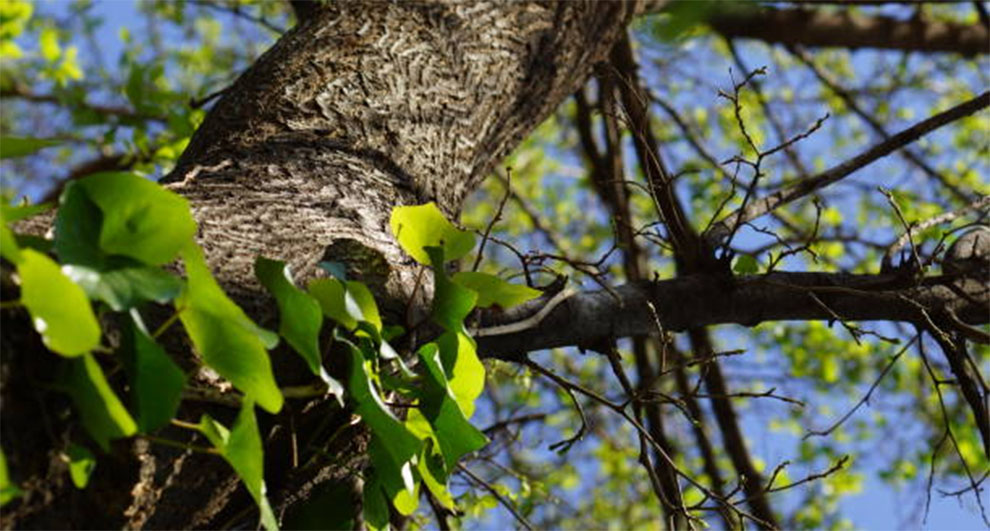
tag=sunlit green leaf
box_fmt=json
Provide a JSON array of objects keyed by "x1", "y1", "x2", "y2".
[
  {"x1": 0, "y1": 136, "x2": 61, "y2": 159},
  {"x1": 120, "y1": 315, "x2": 185, "y2": 432},
  {"x1": 0, "y1": 221, "x2": 20, "y2": 264},
  {"x1": 63, "y1": 353, "x2": 138, "y2": 451},
  {"x1": 389, "y1": 203, "x2": 474, "y2": 264},
  {"x1": 178, "y1": 244, "x2": 283, "y2": 413},
  {"x1": 345, "y1": 281, "x2": 382, "y2": 332},
  {"x1": 452, "y1": 271, "x2": 540, "y2": 308},
  {"x1": 367, "y1": 436, "x2": 418, "y2": 516},
  {"x1": 426, "y1": 248, "x2": 477, "y2": 332},
  {"x1": 39, "y1": 27, "x2": 60, "y2": 61},
  {"x1": 18, "y1": 249, "x2": 100, "y2": 357},
  {"x1": 198, "y1": 401, "x2": 279, "y2": 531},
  {"x1": 342, "y1": 339, "x2": 421, "y2": 466},
  {"x1": 0, "y1": 201, "x2": 53, "y2": 222},
  {"x1": 308, "y1": 278, "x2": 357, "y2": 330},
  {"x1": 414, "y1": 343, "x2": 488, "y2": 471},
  {"x1": 66, "y1": 443, "x2": 96, "y2": 489},
  {"x1": 0, "y1": 449, "x2": 22, "y2": 506},
  {"x1": 308, "y1": 277, "x2": 381, "y2": 332},
  {"x1": 436, "y1": 331, "x2": 484, "y2": 418},
  {"x1": 78, "y1": 172, "x2": 196, "y2": 266}
]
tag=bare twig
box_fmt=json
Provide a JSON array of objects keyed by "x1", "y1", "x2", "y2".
[{"x1": 707, "y1": 92, "x2": 990, "y2": 245}]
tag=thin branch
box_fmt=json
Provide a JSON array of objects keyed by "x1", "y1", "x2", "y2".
[
  {"x1": 707, "y1": 92, "x2": 990, "y2": 244},
  {"x1": 457, "y1": 463, "x2": 534, "y2": 531}
]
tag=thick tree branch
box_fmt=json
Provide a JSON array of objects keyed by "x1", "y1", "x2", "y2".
[
  {"x1": 706, "y1": 92, "x2": 990, "y2": 245},
  {"x1": 475, "y1": 273, "x2": 989, "y2": 358},
  {"x1": 707, "y1": 7, "x2": 989, "y2": 57}
]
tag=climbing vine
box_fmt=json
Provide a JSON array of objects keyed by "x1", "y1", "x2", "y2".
[{"x1": 0, "y1": 143, "x2": 537, "y2": 529}]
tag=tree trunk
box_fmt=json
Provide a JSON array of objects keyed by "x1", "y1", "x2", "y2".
[{"x1": 2, "y1": 2, "x2": 641, "y2": 528}]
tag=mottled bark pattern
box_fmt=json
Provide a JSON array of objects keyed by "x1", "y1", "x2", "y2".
[{"x1": 169, "y1": 1, "x2": 638, "y2": 299}]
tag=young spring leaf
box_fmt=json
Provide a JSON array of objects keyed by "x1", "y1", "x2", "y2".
[
  {"x1": 198, "y1": 401, "x2": 279, "y2": 531},
  {"x1": 307, "y1": 278, "x2": 381, "y2": 332},
  {"x1": 17, "y1": 249, "x2": 100, "y2": 357},
  {"x1": 426, "y1": 247, "x2": 477, "y2": 332},
  {"x1": 63, "y1": 264, "x2": 183, "y2": 311},
  {"x1": 413, "y1": 343, "x2": 488, "y2": 471},
  {"x1": 255, "y1": 258, "x2": 343, "y2": 402},
  {"x1": 436, "y1": 331, "x2": 485, "y2": 418},
  {"x1": 451, "y1": 271, "x2": 540, "y2": 308},
  {"x1": 0, "y1": 449, "x2": 23, "y2": 506},
  {"x1": 367, "y1": 436, "x2": 419, "y2": 516},
  {"x1": 62, "y1": 353, "x2": 138, "y2": 451},
  {"x1": 66, "y1": 443, "x2": 96, "y2": 489},
  {"x1": 177, "y1": 244, "x2": 283, "y2": 413},
  {"x1": 54, "y1": 181, "x2": 105, "y2": 268},
  {"x1": 255, "y1": 258, "x2": 323, "y2": 372},
  {"x1": 77, "y1": 172, "x2": 196, "y2": 266},
  {"x1": 389, "y1": 203, "x2": 474, "y2": 264},
  {"x1": 120, "y1": 315, "x2": 185, "y2": 432},
  {"x1": 341, "y1": 339, "x2": 421, "y2": 466}
]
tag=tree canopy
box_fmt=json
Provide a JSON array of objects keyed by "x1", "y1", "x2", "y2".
[{"x1": 0, "y1": 1, "x2": 987, "y2": 530}]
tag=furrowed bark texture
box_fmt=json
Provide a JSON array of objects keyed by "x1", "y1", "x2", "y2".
[{"x1": 2, "y1": 2, "x2": 640, "y2": 529}]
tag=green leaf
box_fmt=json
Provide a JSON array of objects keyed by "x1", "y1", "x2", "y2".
[
  {"x1": 64, "y1": 264, "x2": 183, "y2": 311},
  {"x1": 342, "y1": 339, "x2": 421, "y2": 466},
  {"x1": 367, "y1": 436, "x2": 419, "y2": 516},
  {"x1": 345, "y1": 281, "x2": 382, "y2": 332},
  {"x1": 120, "y1": 315, "x2": 185, "y2": 432},
  {"x1": 451, "y1": 271, "x2": 540, "y2": 309},
  {"x1": 0, "y1": 449, "x2": 22, "y2": 506},
  {"x1": 389, "y1": 203, "x2": 474, "y2": 264},
  {"x1": 426, "y1": 248, "x2": 477, "y2": 332},
  {"x1": 66, "y1": 443, "x2": 96, "y2": 489},
  {"x1": 413, "y1": 343, "x2": 488, "y2": 471},
  {"x1": 307, "y1": 278, "x2": 381, "y2": 332},
  {"x1": 0, "y1": 221, "x2": 21, "y2": 264},
  {"x1": 0, "y1": 200, "x2": 49, "y2": 264},
  {"x1": 415, "y1": 444, "x2": 454, "y2": 508},
  {"x1": 39, "y1": 27, "x2": 60, "y2": 61},
  {"x1": 198, "y1": 401, "x2": 279, "y2": 531},
  {"x1": 177, "y1": 244, "x2": 283, "y2": 414},
  {"x1": 0, "y1": 201, "x2": 54, "y2": 222},
  {"x1": 436, "y1": 331, "x2": 484, "y2": 418},
  {"x1": 308, "y1": 278, "x2": 357, "y2": 330},
  {"x1": 733, "y1": 254, "x2": 759, "y2": 274},
  {"x1": 0, "y1": 136, "x2": 61, "y2": 159},
  {"x1": 362, "y1": 471, "x2": 390, "y2": 531},
  {"x1": 255, "y1": 258, "x2": 323, "y2": 370},
  {"x1": 63, "y1": 353, "x2": 138, "y2": 451},
  {"x1": 78, "y1": 172, "x2": 196, "y2": 266},
  {"x1": 18, "y1": 249, "x2": 100, "y2": 357},
  {"x1": 54, "y1": 182, "x2": 105, "y2": 267},
  {"x1": 255, "y1": 258, "x2": 343, "y2": 402}
]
